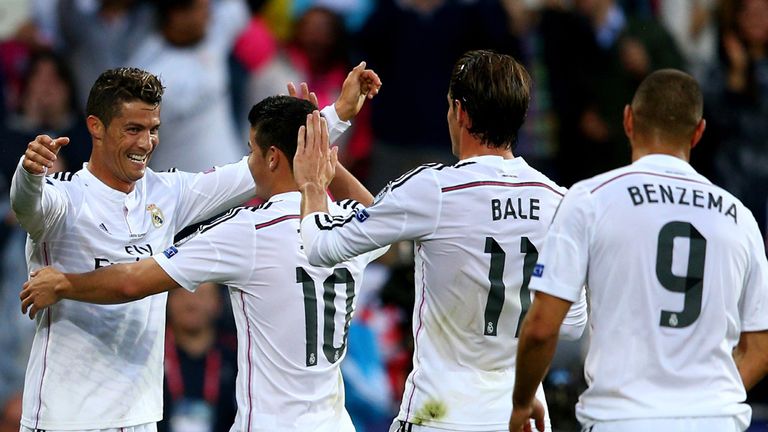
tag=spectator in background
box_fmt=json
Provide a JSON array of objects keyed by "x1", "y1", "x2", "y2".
[
  {"x1": 57, "y1": 0, "x2": 155, "y2": 107},
  {"x1": 243, "y1": 6, "x2": 374, "y2": 179},
  {"x1": 358, "y1": 0, "x2": 517, "y2": 192},
  {"x1": 1, "y1": 51, "x2": 90, "y2": 181},
  {"x1": 659, "y1": 0, "x2": 718, "y2": 82},
  {"x1": 701, "y1": 0, "x2": 768, "y2": 238},
  {"x1": 541, "y1": 0, "x2": 683, "y2": 186},
  {"x1": 129, "y1": 0, "x2": 248, "y2": 172},
  {"x1": 159, "y1": 283, "x2": 237, "y2": 432}
]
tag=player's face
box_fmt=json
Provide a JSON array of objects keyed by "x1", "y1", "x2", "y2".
[
  {"x1": 90, "y1": 101, "x2": 160, "y2": 193},
  {"x1": 446, "y1": 93, "x2": 460, "y2": 157}
]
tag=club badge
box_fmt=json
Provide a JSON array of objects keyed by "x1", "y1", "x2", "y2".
[{"x1": 146, "y1": 204, "x2": 165, "y2": 228}]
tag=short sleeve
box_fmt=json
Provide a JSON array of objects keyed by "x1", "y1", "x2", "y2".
[
  {"x1": 529, "y1": 183, "x2": 594, "y2": 303},
  {"x1": 153, "y1": 209, "x2": 256, "y2": 291}
]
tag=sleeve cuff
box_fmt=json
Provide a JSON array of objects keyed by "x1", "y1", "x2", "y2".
[{"x1": 320, "y1": 104, "x2": 351, "y2": 140}]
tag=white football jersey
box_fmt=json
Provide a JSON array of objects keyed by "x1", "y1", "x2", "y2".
[
  {"x1": 529, "y1": 154, "x2": 768, "y2": 428},
  {"x1": 9, "y1": 105, "x2": 347, "y2": 430},
  {"x1": 153, "y1": 192, "x2": 386, "y2": 432},
  {"x1": 301, "y1": 156, "x2": 587, "y2": 431},
  {"x1": 11, "y1": 159, "x2": 254, "y2": 429}
]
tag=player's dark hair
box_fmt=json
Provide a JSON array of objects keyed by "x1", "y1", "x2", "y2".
[
  {"x1": 448, "y1": 50, "x2": 531, "y2": 151},
  {"x1": 86, "y1": 68, "x2": 164, "y2": 126},
  {"x1": 248, "y1": 96, "x2": 317, "y2": 167},
  {"x1": 631, "y1": 69, "x2": 703, "y2": 143}
]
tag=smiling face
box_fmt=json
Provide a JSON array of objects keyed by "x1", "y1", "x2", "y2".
[{"x1": 87, "y1": 100, "x2": 160, "y2": 193}]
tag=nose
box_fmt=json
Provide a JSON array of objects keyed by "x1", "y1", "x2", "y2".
[{"x1": 138, "y1": 130, "x2": 156, "y2": 151}]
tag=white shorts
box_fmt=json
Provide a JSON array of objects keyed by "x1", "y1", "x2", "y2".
[
  {"x1": 388, "y1": 419, "x2": 551, "y2": 432},
  {"x1": 20, "y1": 423, "x2": 157, "y2": 432},
  {"x1": 582, "y1": 416, "x2": 745, "y2": 432}
]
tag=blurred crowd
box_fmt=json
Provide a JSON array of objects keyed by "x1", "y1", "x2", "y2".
[{"x1": 0, "y1": 0, "x2": 767, "y2": 430}]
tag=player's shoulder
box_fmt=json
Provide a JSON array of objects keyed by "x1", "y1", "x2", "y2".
[
  {"x1": 387, "y1": 162, "x2": 453, "y2": 191},
  {"x1": 572, "y1": 165, "x2": 637, "y2": 195},
  {"x1": 331, "y1": 198, "x2": 364, "y2": 214},
  {"x1": 45, "y1": 171, "x2": 76, "y2": 183},
  {"x1": 511, "y1": 160, "x2": 568, "y2": 196},
  {"x1": 44, "y1": 170, "x2": 83, "y2": 199}
]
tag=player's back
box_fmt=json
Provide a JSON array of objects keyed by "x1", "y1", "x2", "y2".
[
  {"x1": 399, "y1": 156, "x2": 566, "y2": 429},
  {"x1": 213, "y1": 193, "x2": 382, "y2": 432},
  {"x1": 573, "y1": 154, "x2": 759, "y2": 425}
]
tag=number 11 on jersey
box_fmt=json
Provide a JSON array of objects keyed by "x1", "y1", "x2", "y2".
[{"x1": 483, "y1": 236, "x2": 539, "y2": 337}]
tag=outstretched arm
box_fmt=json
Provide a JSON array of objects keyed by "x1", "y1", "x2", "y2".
[
  {"x1": 20, "y1": 259, "x2": 178, "y2": 318},
  {"x1": 734, "y1": 330, "x2": 768, "y2": 391}
]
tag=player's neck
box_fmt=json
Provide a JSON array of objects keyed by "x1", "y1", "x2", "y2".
[
  {"x1": 86, "y1": 161, "x2": 135, "y2": 194},
  {"x1": 631, "y1": 143, "x2": 690, "y2": 163},
  {"x1": 458, "y1": 139, "x2": 515, "y2": 160}
]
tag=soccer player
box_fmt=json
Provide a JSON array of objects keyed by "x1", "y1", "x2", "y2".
[
  {"x1": 509, "y1": 69, "x2": 768, "y2": 432},
  {"x1": 293, "y1": 49, "x2": 588, "y2": 432},
  {"x1": 20, "y1": 99, "x2": 387, "y2": 431},
  {"x1": 11, "y1": 65, "x2": 380, "y2": 432}
]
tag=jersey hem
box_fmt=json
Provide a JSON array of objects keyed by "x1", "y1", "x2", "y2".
[{"x1": 21, "y1": 413, "x2": 162, "y2": 430}]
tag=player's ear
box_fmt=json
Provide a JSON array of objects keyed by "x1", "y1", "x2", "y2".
[
  {"x1": 268, "y1": 146, "x2": 279, "y2": 171},
  {"x1": 690, "y1": 118, "x2": 706, "y2": 150},
  {"x1": 623, "y1": 105, "x2": 633, "y2": 139},
  {"x1": 87, "y1": 115, "x2": 105, "y2": 140},
  {"x1": 455, "y1": 100, "x2": 472, "y2": 129}
]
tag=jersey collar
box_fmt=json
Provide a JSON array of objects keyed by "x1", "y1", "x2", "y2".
[
  {"x1": 267, "y1": 191, "x2": 301, "y2": 203},
  {"x1": 79, "y1": 163, "x2": 142, "y2": 202},
  {"x1": 462, "y1": 154, "x2": 527, "y2": 166},
  {"x1": 632, "y1": 154, "x2": 701, "y2": 177}
]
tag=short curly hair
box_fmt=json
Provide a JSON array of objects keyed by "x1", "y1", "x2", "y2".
[
  {"x1": 448, "y1": 50, "x2": 531, "y2": 150},
  {"x1": 86, "y1": 68, "x2": 164, "y2": 126}
]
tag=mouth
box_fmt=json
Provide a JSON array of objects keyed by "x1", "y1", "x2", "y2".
[{"x1": 127, "y1": 153, "x2": 148, "y2": 165}]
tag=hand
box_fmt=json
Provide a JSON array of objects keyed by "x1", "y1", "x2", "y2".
[
  {"x1": 509, "y1": 399, "x2": 545, "y2": 432},
  {"x1": 20, "y1": 267, "x2": 69, "y2": 319},
  {"x1": 334, "y1": 61, "x2": 382, "y2": 121},
  {"x1": 294, "y1": 110, "x2": 337, "y2": 190},
  {"x1": 22, "y1": 135, "x2": 70, "y2": 175},
  {"x1": 287, "y1": 82, "x2": 320, "y2": 108}
]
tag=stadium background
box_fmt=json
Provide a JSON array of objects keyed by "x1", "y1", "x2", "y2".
[{"x1": 0, "y1": 0, "x2": 766, "y2": 430}]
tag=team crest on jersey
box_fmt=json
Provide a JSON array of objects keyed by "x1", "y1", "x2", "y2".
[{"x1": 146, "y1": 204, "x2": 165, "y2": 228}]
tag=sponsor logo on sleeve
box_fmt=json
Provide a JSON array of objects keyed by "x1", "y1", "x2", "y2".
[
  {"x1": 354, "y1": 208, "x2": 370, "y2": 223},
  {"x1": 532, "y1": 263, "x2": 544, "y2": 277},
  {"x1": 163, "y1": 246, "x2": 179, "y2": 259}
]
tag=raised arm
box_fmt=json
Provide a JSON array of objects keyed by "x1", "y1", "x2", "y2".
[
  {"x1": 20, "y1": 259, "x2": 178, "y2": 318},
  {"x1": 289, "y1": 62, "x2": 382, "y2": 206},
  {"x1": 11, "y1": 135, "x2": 70, "y2": 241}
]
